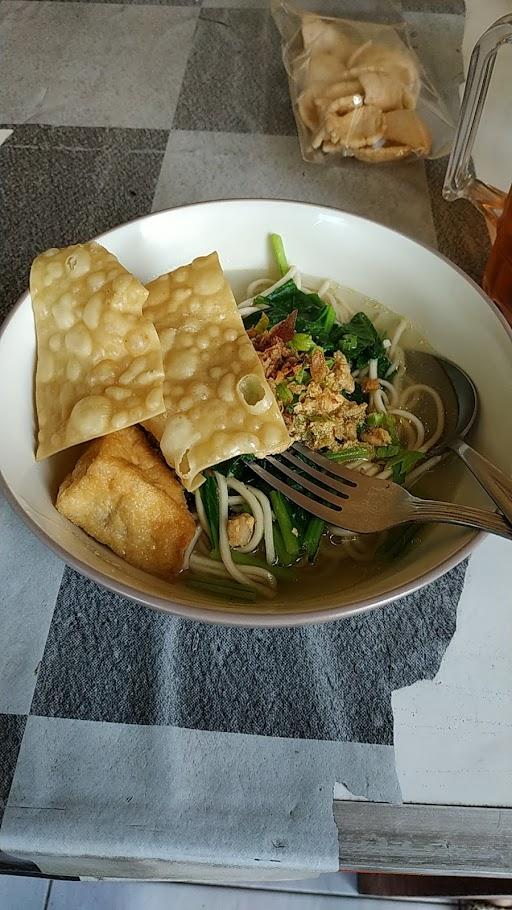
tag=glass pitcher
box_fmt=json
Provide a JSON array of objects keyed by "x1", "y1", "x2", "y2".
[{"x1": 443, "y1": 13, "x2": 512, "y2": 320}]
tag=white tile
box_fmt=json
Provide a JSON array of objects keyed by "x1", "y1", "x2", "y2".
[
  {"x1": 393, "y1": 536, "x2": 512, "y2": 806},
  {"x1": 0, "y1": 875, "x2": 49, "y2": 910},
  {"x1": 152, "y1": 131, "x2": 437, "y2": 246},
  {"x1": 47, "y1": 881, "x2": 447, "y2": 910},
  {"x1": 0, "y1": 2, "x2": 198, "y2": 128},
  {"x1": 0, "y1": 128, "x2": 13, "y2": 147},
  {"x1": 1, "y1": 716, "x2": 398, "y2": 879},
  {"x1": 240, "y1": 871, "x2": 358, "y2": 896},
  {"x1": 0, "y1": 494, "x2": 64, "y2": 714}
]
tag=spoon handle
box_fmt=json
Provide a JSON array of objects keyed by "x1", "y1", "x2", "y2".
[{"x1": 450, "y1": 438, "x2": 512, "y2": 526}]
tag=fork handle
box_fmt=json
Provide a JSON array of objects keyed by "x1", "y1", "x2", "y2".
[
  {"x1": 449, "y1": 438, "x2": 512, "y2": 526},
  {"x1": 409, "y1": 498, "x2": 512, "y2": 540}
]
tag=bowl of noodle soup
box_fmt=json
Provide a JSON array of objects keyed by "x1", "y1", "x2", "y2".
[{"x1": 1, "y1": 199, "x2": 511, "y2": 626}]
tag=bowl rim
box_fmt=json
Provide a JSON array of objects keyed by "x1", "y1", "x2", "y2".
[{"x1": 1, "y1": 197, "x2": 510, "y2": 627}]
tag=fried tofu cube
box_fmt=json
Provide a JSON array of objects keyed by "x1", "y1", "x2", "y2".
[{"x1": 56, "y1": 426, "x2": 196, "y2": 578}]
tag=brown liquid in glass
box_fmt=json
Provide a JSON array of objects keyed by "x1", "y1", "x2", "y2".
[{"x1": 483, "y1": 188, "x2": 512, "y2": 322}]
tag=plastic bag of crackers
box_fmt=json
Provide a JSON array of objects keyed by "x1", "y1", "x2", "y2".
[{"x1": 272, "y1": 0, "x2": 455, "y2": 163}]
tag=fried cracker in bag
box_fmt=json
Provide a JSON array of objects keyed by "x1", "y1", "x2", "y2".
[{"x1": 272, "y1": 0, "x2": 454, "y2": 163}]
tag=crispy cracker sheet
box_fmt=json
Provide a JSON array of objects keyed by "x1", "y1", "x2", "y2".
[
  {"x1": 31, "y1": 242, "x2": 165, "y2": 459},
  {"x1": 143, "y1": 252, "x2": 291, "y2": 491}
]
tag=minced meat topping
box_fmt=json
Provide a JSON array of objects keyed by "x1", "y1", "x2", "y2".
[{"x1": 249, "y1": 312, "x2": 367, "y2": 452}]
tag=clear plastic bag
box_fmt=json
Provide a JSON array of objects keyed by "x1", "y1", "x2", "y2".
[{"x1": 271, "y1": 0, "x2": 455, "y2": 163}]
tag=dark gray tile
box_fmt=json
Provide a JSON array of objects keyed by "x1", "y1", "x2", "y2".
[
  {"x1": 402, "y1": 0, "x2": 464, "y2": 12},
  {"x1": 270, "y1": 0, "x2": 406, "y2": 21},
  {"x1": 0, "y1": 3, "x2": 198, "y2": 128},
  {"x1": 23, "y1": 0, "x2": 465, "y2": 6},
  {"x1": 49, "y1": 0, "x2": 202, "y2": 7},
  {"x1": 173, "y1": 8, "x2": 296, "y2": 135},
  {"x1": 39, "y1": 0, "x2": 200, "y2": 5},
  {"x1": 199, "y1": 0, "x2": 465, "y2": 15},
  {"x1": 31, "y1": 561, "x2": 467, "y2": 745},
  {"x1": 0, "y1": 715, "x2": 26, "y2": 821},
  {"x1": 0, "y1": 125, "x2": 168, "y2": 324},
  {"x1": 153, "y1": 131, "x2": 437, "y2": 245},
  {"x1": 203, "y1": 0, "x2": 463, "y2": 12},
  {"x1": 426, "y1": 157, "x2": 491, "y2": 285}
]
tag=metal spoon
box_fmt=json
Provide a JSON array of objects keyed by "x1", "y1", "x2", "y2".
[{"x1": 405, "y1": 350, "x2": 512, "y2": 525}]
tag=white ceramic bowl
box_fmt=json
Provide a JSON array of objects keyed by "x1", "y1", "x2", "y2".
[{"x1": 1, "y1": 200, "x2": 511, "y2": 626}]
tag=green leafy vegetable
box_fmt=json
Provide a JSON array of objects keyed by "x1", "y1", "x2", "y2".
[
  {"x1": 326, "y1": 443, "x2": 423, "y2": 482},
  {"x1": 328, "y1": 312, "x2": 392, "y2": 376},
  {"x1": 366, "y1": 412, "x2": 400, "y2": 445},
  {"x1": 321, "y1": 303, "x2": 336, "y2": 337},
  {"x1": 270, "y1": 233, "x2": 289, "y2": 277},
  {"x1": 241, "y1": 310, "x2": 265, "y2": 331},
  {"x1": 270, "y1": 490, "x2": 300, "y2": 560},
  {"x1": 368, "y1": 445, "x2": 425, "y2": 483},
  {"x1": 376, "y1": 523, "x2": 419, "y2": 561},
  {"x1": 303, "y1": 517, "x2": 325, "y2": 562},
  {"x1": 346, "y1": 384, "x2": 368, "y2": 405},
  {"x1": 288, "y1": 332, "x2": 315, "y2": 352},
  {"x1": 385, "y1": 450, "x2": 425, "y2": 485},
  {"x1": 336, "y1": 332, "x2": 358, "y2": 353},
  {"x1": 366, "y1": 412, "x2": 385, "y2": 427},
  {"x1": 187, "y1": 578, "x2": 257, "y2": 602},
  {"x1": 273, "y1": 524, "x2": 296, "y2": 567},
  {"x1": 295, "y1": 367, "x2": 311, "y2": 384},
  {"x1": 214, "y1": 455, "x2": 255, "y2": 480},
  {"x1": 276, "y1": 382, "x2": 293, "y2": 405},
  {"x1": 254, "y1": 280, "x2": 337, "y2": 347},
  {"x1": 325, "y1": 444, "x2": 374, "y2": 463},
  {"x1": 252, "y1": 312, "x2": 269, "y2": 334},
  {"x1": 230, "y1": 550, "x2": 297, "y2": 582},
  {"x1": 199, "y1": 474, "x2": 220, "y2": 556},
  {"x1": 255, "y1": 274, "x2": 391, "y2": 376},
  {"x1": 374, "y1": 445, "x2": 401, "y2": 459}
]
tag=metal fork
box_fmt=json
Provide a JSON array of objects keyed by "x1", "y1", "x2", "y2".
[{"x1": 247, "y1": 443, "x2": 512, "y2": 540}]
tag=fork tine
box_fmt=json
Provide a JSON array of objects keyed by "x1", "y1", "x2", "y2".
[
  {"x1": 247, "y1": 463, "x2": 342, "y2": 524},
  {"x1": 266, "y1": 456, "x2": 348, "y2": 507},
  {"x1": 293, "y1": 443, "x2": 382, "y2": 490},
  {"x1": 280, "y1": 449, "x2": 353, "y2": 496}
]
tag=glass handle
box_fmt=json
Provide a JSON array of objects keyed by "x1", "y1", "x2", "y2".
[{"x1": 443, "y1": 14, "x2": 512, "y2": 220}]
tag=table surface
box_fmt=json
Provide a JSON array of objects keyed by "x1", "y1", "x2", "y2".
[{"x1": 1, "y1": 0, "x2": 511, "y2": 883}]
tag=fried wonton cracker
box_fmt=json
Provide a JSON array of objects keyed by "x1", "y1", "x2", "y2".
[
  {"x1": 31, "y1": 242, "x2": 165, "y2": 460},
  {"x1": 384, "y1": 108, "x2": 431, "y2": 154},
  {"x1": 143, "y1": 252, "x2": 291, "y2": 491}
]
